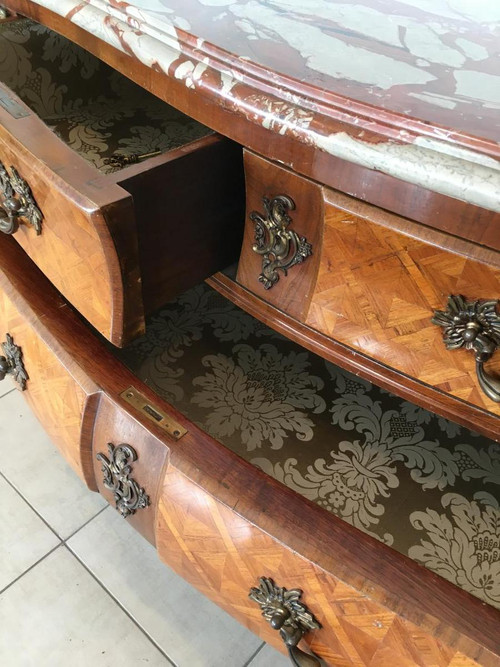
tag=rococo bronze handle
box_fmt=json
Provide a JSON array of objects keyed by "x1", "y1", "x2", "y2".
[
  {"x1": 96, "y1": 443, "x2": 150, "y2": 518},
  {"x1": 249, "y1": 577, "x2": 322, "y2": 666},
  {"x1": 0, "y1": 160, "x2": 43, "y2": 235},
  {"x1": 0, "y1": 333, "x2": 28, "y2": 390},
  {"x1": 250, "y1": 195, "x2": 312, "y2": 290},
  {"x1": 432, "y1": 294, "x2": 500, "y2": 402}
]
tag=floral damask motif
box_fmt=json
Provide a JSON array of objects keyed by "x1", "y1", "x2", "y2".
[
  {"x1": 31, "y1": 22, "x2": 100, "y2": 78},
  {"x1": 409, "y1": 493, "x2": 500, "y2": 609},
  {"x1": 124, "y1": 286, "x2": 275, "y2": 402},
  {"x1": 252, "y1": 445, "x2": 397, "y2": 544},
  {"x1": 192, "y1": 344, "x2": 325, "y2": 450},
  {"x1": 330, "y1": 393, "x2": 459, "y2": 490}
]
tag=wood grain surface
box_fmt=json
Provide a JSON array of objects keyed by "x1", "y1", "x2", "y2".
[
  {"x1": 0, "y1": 233, "x2": 499, "y2": 665},
  {"x1": 236, "y1": 153, "x2": 500, "y2": 424},
  {"x1": 0, "y1": 83, "x2": 144, "y2": 346},
  {"x1": 92, "y1": 393, "x2": 170, "y2": 546},
  {"x1": 156, "y1": 464, "x2": 498, "y2": 666},
  {"x1": 0, "y1": 268, "x2": 98, "y2": 487}
]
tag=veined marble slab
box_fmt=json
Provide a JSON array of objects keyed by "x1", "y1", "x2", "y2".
[{"x1": 16, "y1": 1, "x2": 500, "y2": 211}]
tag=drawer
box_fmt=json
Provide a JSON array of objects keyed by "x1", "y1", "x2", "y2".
[
  {"x1": 2, "y1": 232, "x2": 499, "y2": 666},
  {"x1": 0, "y1": 18, "x2": 244, "y2": 346},
  {"x1": 237, "y1": 150, "x2": 500, "y2": 430},
  {"x1": 0, "y1": 237, "x2": 98, "y2": 486}
]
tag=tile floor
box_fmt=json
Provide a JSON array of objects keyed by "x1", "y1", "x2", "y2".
[{"x1": 0, "y1": 388, "x2": 289, "y2": 666}]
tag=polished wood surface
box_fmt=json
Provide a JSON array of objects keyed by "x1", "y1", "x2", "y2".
[
  {"x1": 157, "y1": 442, "x2": 500, "y2": 666},
  {"x1": 236, "y1": 150, "x2": 323, "y2": 321},
  {"x1": 0, "y1": 75, "x2": 244, "y2": 346},
  {"x1": 1, "y1": 233, "x2": 499, "y2": 666},
  {"x1": 92, "y1": 393, "x2": 169, "y2": 546},
  {"x1": 0, "y1": 247, "x2": 99, "y2": 487},
  {"x1": 7, "y1": 0, "x2": 500, "y2": 252},
  {"x1": 0, "y1": 83, "x2": 143, "y2": 346},
  {"x1": 235, "y1": 152, "x2": 500, "y2": 427},
  {"x1": 157, "y1": 467, "x2": 488, "y2": 666},
  {"x1": 116, "y1": 135, "x2": 245, "y2": 315}
]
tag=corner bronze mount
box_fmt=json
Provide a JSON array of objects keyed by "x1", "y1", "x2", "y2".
[
  {"x1": 250, "y1": 195, "x2": 312, "y2": 290},
  {"x1": 249, "y1": 576, "x2": 321, "y2": 667},
  {"x1": 0, "y1": 333, "x2": 28, "y2": 390},
  {"x1": 96, "y1": 443, "x2": 150, "y2": 518},
  {"x1": 0, "y1": 160, "x2": 43, "y2": 235},
  {"x1": 432, "y1": 294, "x2": 500, "y2": 402}
]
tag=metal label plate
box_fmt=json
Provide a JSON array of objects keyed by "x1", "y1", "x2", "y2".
[
  {"x1": 0, "y1": 89, "x2": 29, "y2": 119},
  {"x1": 120, "y1": 386, "x2": 187, "y2": 440}
]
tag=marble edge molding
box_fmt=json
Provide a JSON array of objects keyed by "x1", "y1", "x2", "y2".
[{"x1": 26, "y1": 0, "x2": 500, "y2": 213}]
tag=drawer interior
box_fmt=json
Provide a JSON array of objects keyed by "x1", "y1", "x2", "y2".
[
  {"x1": 114, "y1": 276, "x2": 500, "y2": 613},
  {"x1": 0, "y1": 17, "x2": 212, "y2": 173}
]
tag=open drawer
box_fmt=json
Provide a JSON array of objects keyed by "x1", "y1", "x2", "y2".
[
  {"x1": 0, "y1": 17, "x2": 244, "y2": 346},
  {"x1": 0, "y1": 233, "x2": 498, "y2": 666}
]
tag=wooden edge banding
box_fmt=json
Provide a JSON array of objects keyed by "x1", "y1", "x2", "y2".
[
  {"x1": 0, "y1": 234, "x2": 499, "y2": 660},
  {"x1": 207, "y1": 273, "x2": 500, "y2": 442},
  {"x1": 80, "y1": 391, "x2": 102, "y2": 491},
  {"x1": 160, "y1": 430, "x2": 500, "y2": 664},
  {"x1": 322, "y1": 186, "x2": 500, "y2": 271}
]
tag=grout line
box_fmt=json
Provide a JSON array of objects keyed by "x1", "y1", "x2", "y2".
[
  {"x1": 0, "y1": 543, "x2": 62, "y2": 596},
  {"x1": 0, "y1": 387, "x2": 16, "y2": 400},
  {"x1": 242, "y1": 642, "x2": 267, "y2": 667},
  {"x1": 65, "y1": 544, "x2": 177, "y2": 667},
  {"x1": 0, "y1": 472, "x2": 62, "y2": 541},
  {"x1": 0, "y1": 471, "x2": 108, "y2": 543},
  {"x1": 63, "y1": 505, "x2": 109, "y2": 542}
]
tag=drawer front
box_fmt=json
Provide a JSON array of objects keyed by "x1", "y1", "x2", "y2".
[
  {"x1": 236, "y1": 150, "x2": 324, "y2": 320},
  {"x1": 0, "y1": 279, "x2": 96, "y2": 486},
  {"x1": 0, "y1": 99, "x2": 142, "y2": 346},
  {"x1": 237, "y1": 150, "x2": 500, "y2": 419},
  {"x1": 156, "y1": 466, "x2": 486, "y2": 667},
  {"x1": 91, "y1": 393, "x2": 169, "y2": 545}
]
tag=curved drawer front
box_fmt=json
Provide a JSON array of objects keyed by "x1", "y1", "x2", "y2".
[
  {"x1": 0, "y1": 16, "x2": 246, "y2": 346},
  {"x1": 237, "y1": 150, "x2": 500, "y2": 419},
  {"x1": 0, "y1": 267, "x2": 96, "y2": 486},
  {"x1": 91, "y1": 393, "x2": 170, "y2": 545},
  {"x1": 156, "y1": 466, "x2": 488, "y2": 667},
  {"x1": 0, "y1": 102, "x2": 141, "y2": 346}
]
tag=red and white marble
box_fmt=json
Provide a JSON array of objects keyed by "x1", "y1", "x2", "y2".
[{"x1": 18, "y1": 1, "x2": 500, "y2": 211}]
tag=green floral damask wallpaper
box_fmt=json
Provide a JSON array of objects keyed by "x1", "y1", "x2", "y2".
[
  {"x1": 117, "y1": 284, "x2": 500, "y2": 611},
  {"x1": 0, "y1": 18, "x2": 211, "y2": 172}
]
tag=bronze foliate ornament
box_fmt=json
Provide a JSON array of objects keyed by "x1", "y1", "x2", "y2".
[
  {"x1": 249, "y1": 576, "x2": 321, "y2": 666},
  {"x1": 0, "y1": 333, "x2": 28, "y2": 390},
  {"x1": 96, "y1": 443, "x2": 150, "y2": 518},
  {"x1": 0, "y1": 160, "x2": 43, "y2": 235},
  {"x1": 432, "y1": 294, "x2": 500, "y2": 402},
  {"x1": 250, "y1": 195, "x2": 312, "y2": 290}
]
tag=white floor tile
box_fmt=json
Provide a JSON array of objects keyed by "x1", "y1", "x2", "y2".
[
  {"x1": 0, "y1": 391, "x2": 106, "y2": 538},
  {"x1": 0, "y1": 386, "x2": 15, "y2": 400},
  {"x1": 249, "y1": 644, "x2": 291, "y2": 666},
  {"x1": 68, "y1": 508, "x2": 263, "y2": 667},
  {"x1": 0, "y1": 476, "x2": 59, "y2": 591},
  {"x1": 0, "y1": 546, "x2": 169, "y2": 667}
]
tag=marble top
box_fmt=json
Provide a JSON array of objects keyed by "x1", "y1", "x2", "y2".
[
  {"x1": 42, "y1": 0, "x2": 500, "y2": 143},
  {"x1": 14, "y1": 1, "x2": 500, "y2": 212}
]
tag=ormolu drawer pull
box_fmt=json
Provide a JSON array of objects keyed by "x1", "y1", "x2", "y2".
[
  {"x1": 250, "y1": 195, "x2": 312, "y2": 290},
  {"x1": 249, "y1": 576, "x2": 321, "y2": 666},
  {"x1": 0, "y1": 333, "x2": 28, "y2": 390},
  {"x1": 96, "y1": 443, "x2": 150, "y2": 518},
  {"x1": 432, "y1": 295, "x2": 500, "y2": 402},
  {"x1": 0, "y1": 160, "x2": 43, "y2": 235}
]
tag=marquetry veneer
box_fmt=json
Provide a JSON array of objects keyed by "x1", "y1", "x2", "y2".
[
  {"x1": 0, "y1": 18, "x2": 244, "y2": 346},
  {"x1": 0, "y1": 235, "x2": 499, "y2": 667},
  {"x1": 236, "y1": 151, "x2": 500, "y2": 437}
]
